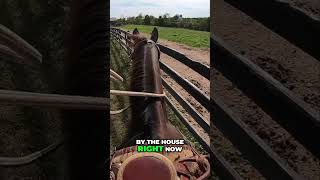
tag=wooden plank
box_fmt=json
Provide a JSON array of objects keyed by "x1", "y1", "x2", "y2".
[
  {"x1": 165, "y1": 97, "x2": 243, "y2": 180},
  {"x1": 165, "y1": 96, "x2": 210, "y2": 151},
  {"x1": 160, "y1": 61, "x2": 210, "y2": 111},
  {"x1": 111, "y1": 37, "x2": 132, "y2": 55},
  {"x1": 212, "y1": 35, "x2": 320, "y2": 158},
  {"x1": 158, "y1": 44, "x2": 210, "y2": 79},
  {"x1": 224, "y1": 0, "x2": 320, "y2": 60},
  {"x1": 211, "y1": 96, "x2": 303, "y2": 180},
  {"x1": 111, "y1": 30, "x2": 132, "y2": 52},
  {"x1": 117, "y1": 28, "x2": 130, "y2": 36},
  {"x1": 162, "y1": 77, "x2": 210, "y2": 134},
  {"x1": 0, "y1": 90, "x2": 109, "y2": 110}
]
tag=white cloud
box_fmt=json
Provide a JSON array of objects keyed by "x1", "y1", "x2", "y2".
[{"x1": 110, "y1": 0, "x2": 209, "y2": 18}]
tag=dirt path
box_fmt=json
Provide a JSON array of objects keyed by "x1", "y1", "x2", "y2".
[
  {"x1": 158, "y1": 39, "x2": 210, "y2": 66},
  {"x1": 157, "y1": 38, "x2": 210, "y2": 138},
  {"x1": 212, "y1": 68, "x2": 320, "y2": 179},
  {"x1": 211, "y1": 0, "x2": 320, "y2": 179},
  {"x1": 213, "y1": 0, "x2": 320, "y2": 112}
]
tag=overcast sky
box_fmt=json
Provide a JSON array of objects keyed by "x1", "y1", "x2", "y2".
[{"x1": 110, "y1": 0, "x2": 209, "y2": 18}]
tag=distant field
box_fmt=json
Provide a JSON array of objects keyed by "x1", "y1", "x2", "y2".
[{"x1": 121, "y1": 24, "x2": 210, "y2": 48}]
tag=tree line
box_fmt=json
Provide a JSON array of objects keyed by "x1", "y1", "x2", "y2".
[{"x1": 116, "y1": 13, "x2": 210, "y2": 32}]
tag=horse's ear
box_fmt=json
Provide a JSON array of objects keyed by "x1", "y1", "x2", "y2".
[
  {"x1": 150, "y1": 27, "x2": 158, "y2": 43},
  {"x1": 133, "y1": 28, "x2": 139, "y2": 35}
]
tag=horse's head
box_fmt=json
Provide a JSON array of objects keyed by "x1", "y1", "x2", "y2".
[{"x1": 128, "y1": 27, "x2": 159, "y2": 50}]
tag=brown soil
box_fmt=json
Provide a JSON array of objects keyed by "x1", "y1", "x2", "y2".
[
  {"x1": 158, "y1": 39, "x2": 210, "y2": 66},
  {"x1": 158, "y1": 38, "x2": 210, "y2": 143},
  {"x1": 213, "y1": 0, "x2": 320, "y2": 113},
  {"x1": 212, "y1": 0, "x2": 320, "y2": 179},
  {"x1": 212, "y1": 68, "x2": 320, "y2": 179}
]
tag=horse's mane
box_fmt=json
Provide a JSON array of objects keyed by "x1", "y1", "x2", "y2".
[
  {"x1": 130, "y1": 36, "x2": 148, "y2": 94},
  {"x1": 127, "y1": 30, "x2": 183, "y2": 141},
  {"x1": 128, "y1": 36, "x2": 158, "y2": 138}
]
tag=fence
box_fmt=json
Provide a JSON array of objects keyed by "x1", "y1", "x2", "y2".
[
  {"x1": 111, "y1": 27, "x2": 245, "y2": 179},
  {"x1": 210, "y1": 1, "x2": 320, "y2": 179},
  {"x1": 0, "y1": 25, "x2": 109, "y2": 110},
  {"x1": 0, "y1": 26, "x2": 109, "y2": 166}
]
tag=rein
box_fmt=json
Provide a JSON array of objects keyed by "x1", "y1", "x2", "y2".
[
  {"x1": 110, "y1": 90, "x2": 165, "y2": 98},
  {"x1": 111, "y1": 38, "x2": 162, "y2": 115},
  {"x1": 110, "y1": 68, "x2": 165, "y2": 115},
  {"x1": 110, "y1": 37, "x2": 166, "y2": 115}
]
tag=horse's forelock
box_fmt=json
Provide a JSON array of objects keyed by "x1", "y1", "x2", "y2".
[{"x1": 128, "y1": 34, "x2": 146, "y2": 44}]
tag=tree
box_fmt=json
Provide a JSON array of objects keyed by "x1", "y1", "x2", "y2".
[
  {"x1": 127, "y1": 13, "x2": 209, "y2": 32},
  {"x1": 163, "y1": 13, "x2": 170, "y2": 26},
  {"x1": 135, "y1": 13, "x2": 143, "y2": 24},
  {"x1": 149, "y1": 15, "x2": 155, "y2": 25},
  {"x1": 144, "y1": 15, "x2": 151, "y2": 25},
  {"x1": 173, "y1": 14, "x2": 180, "y2": 21},
  {"x1": 157, "y1": 16, "x2": 164, "y2": 26},
  {"x1": 126, "y1": 16, "x2": 135, "y2": 24}
]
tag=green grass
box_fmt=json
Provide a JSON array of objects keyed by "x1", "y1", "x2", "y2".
[
  {"x1": 110, "y1": 38, "x2": 132, "y2": 150},
  {"x1": 121, "y1": 24, "x2": 210, "y2": 48}
]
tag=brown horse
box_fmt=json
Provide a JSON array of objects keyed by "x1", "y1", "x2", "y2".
[
  {"x1": 127, "y1": 28, "x2": 183, "y2": 141},
  {"x1": 110, "y1": 29, "x2": 210, "y2": 180}
]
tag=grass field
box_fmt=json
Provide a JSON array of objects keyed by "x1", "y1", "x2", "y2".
[{"x1": 121, "y1": 24, "x2": 210, "y2": 48}]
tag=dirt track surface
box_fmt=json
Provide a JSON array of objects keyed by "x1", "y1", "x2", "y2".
[
  {"x1": 212, "y1": 68, "x2": 320, "y2": 179},
  {"x1": 157, "y1": 38, "x2": 210, "y2": 145},
  {"x1": 159, "y1": 39, "x2": 210, "y2": 66},
  {"x1": 214, "y1": 0, "x2": 320, "y2": 112},
  {"x1": 212, "y1": 0, "x2": 320, "y2": 179}
]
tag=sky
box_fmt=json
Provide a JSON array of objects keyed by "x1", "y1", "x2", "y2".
[{"x1": 110, "y1": 0, "x2": 210, "y2": 18}]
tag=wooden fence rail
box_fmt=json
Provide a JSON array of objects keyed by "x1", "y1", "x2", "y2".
[
  {"x1": 212, "y1": 34, "x2": 320, "y2": 159},
  {"x1": 0, "y1": 89, "x2": 109, "y2": 110},
  {"x1": 162, "y1": 78, "x2": 210, "y2": 134},
  {"x1": 158, "y1": 44, "x2": 210, "y2": 79}
]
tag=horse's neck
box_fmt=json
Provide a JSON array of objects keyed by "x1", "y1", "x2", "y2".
[
  {"x1": 142, "y1": 44, "x2": 183, "y2": 140},
  {"x1": 129, "y1": 42, "x2": 183, "y2": 140},
  {"x1": 148, "y1": 101, "x2": 183, "y2": 140}
]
